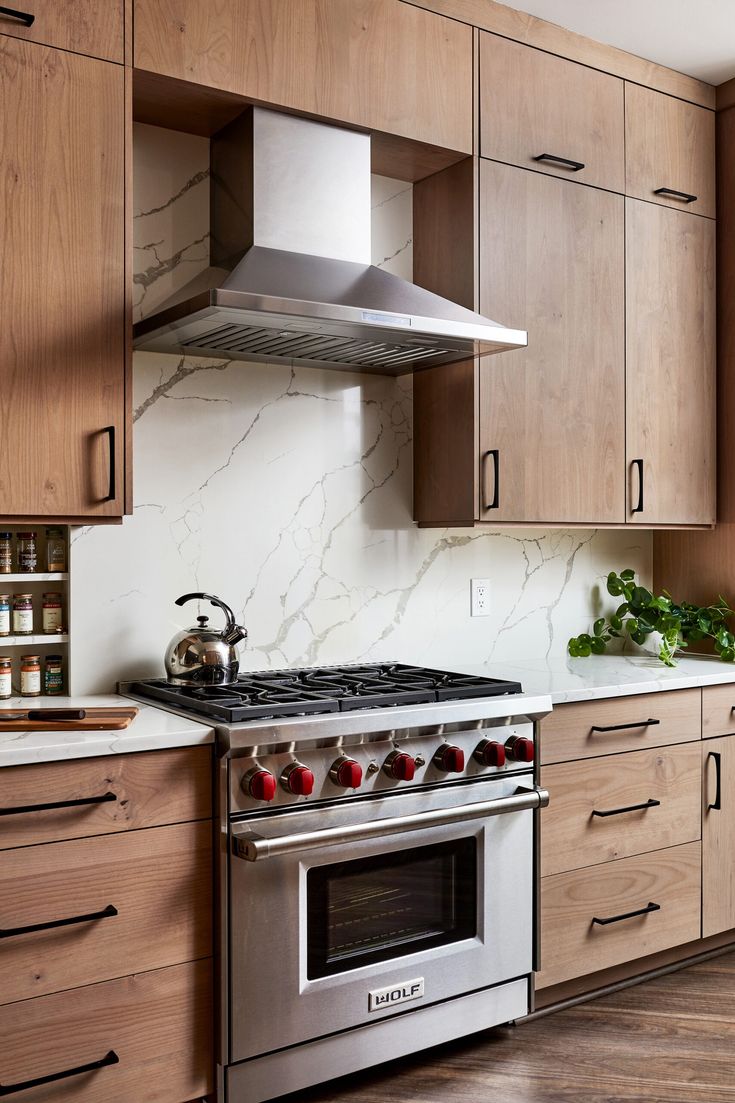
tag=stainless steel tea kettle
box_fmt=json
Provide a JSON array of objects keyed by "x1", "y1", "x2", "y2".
[{"x1": 165, "y1": 592, "x2": 248, "y2": 686}]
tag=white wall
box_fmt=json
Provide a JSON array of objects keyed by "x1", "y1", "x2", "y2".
[{"x1": 70, "y1": 124, "x2": 651, "y2": 692}]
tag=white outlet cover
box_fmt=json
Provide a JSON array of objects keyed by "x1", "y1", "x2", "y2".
[{"x1": 471, "y1": 578, "x2": 491, "y2": 617}]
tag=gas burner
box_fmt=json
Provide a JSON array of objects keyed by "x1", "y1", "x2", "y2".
[{"x1": 124, "y1": 663, "x2": 522, "y2": 723}]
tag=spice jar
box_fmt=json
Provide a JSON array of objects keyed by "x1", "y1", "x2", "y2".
[
  {"x1": 0, "y1": 533, "x2": 12, "y2": 574},
  {"x1": 0, "y1": 658, "x2": 11, "y2": 700},
  {"x1": 17, "y1": 532, "x2": 37, "y2": 573},
  {"x1": 44, "y1": 655, "x2": 63, "y2": 696},
  {"x1": 45, "y1": 528, "x2": 66, "y2": 573},
  {"x1": 20, "y1": 655, "x2": 41, "y2": 697},
  {"x1": 0, "y1": 595, "x2": 9, "y2": 637},
  {"x1": 13, "y1": 594, "x2": 33, "y2": 635},
  {"x1": 42, "y1": 593, "x2": 63, "y2": 634}
]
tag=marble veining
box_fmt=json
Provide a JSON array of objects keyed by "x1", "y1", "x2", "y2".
[{"x1": 70, "y1": 124, "x2": 653, "y2": 694}]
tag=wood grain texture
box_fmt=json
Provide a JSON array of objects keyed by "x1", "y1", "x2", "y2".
[
  {"x1": 0, "y1": 960, "x2": 212, "y2": 1103},
  {"x1": 0, "y1": 39, "x2": 126, "y2": 520},
  {"x1": 540, "y1": 690, "x2": 702, "y2": 766},
  {"x1": 703, "y1": 736, "x2": 735, "y2": 937},
  {"x1": 625, "y1": 83, "x2": 716, "y2": 219},
  {"x1": 541, "y1": 743, "x2": 701, "y2": 876},
  {"x1": 400, "y1": 0, "x2": 715, "y2": 108},
  {"x1": 0, "y1": 820, "x2": 212, "y2": 1004},
  {"x1": 0, "y1": 707, "x2": 138, "y2": 731},
  {"x1": 412, "y1": 360, "x2": 478, "y2": 525},
  {"x1": 413, "y1": 158, "x2": 476, "y2": 310},
  {"x1": 133, "y1": 0, "x2": 473, "y2": 154},
  {"x1": 478, "y1": 161, "x2": 624, "y2": 523},
  {"x1": 479, "y1": 33, "x2": 625, "y2": 193},
  {"x1": 626, "y1": 200, "x2": 716, "y2": 525},
  {"x1": 0, "y1": 747, "x2": 212, "y2": 850},
  {"x1": 703, "y1": 685, "x2": 735, "y2": 739},
  {"x1": 0, "y1": 0, "x2": 123, "y2": 63},
  {"x1": 537, "y1": 841, "x2": 701, "y2": 989}
]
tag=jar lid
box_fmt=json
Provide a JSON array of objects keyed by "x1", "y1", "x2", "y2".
[
  {"x1": 0, "y1": 532, "x2": 12, "y2": 539},
  {"x1": 0, "y1": 658, "x2": 11, "y2": 665},
  {"x1": 0, "y1": 594, "x2": 10, "y2": 601},
  {"x1": 45, "y1": 654, "x2": 62, "y2": 662},
  {"x1": 14, "y1": 594, "x2": 32, "y2": 600},
  {"x1": 17, "y1": 532, "x2": 37, "y2": 538},
  {"x1": 21, "y1": 654, "x2": 40, "y2": 661},
  {"x1": 42, "y1": 592, "x2": 62, "y2": 599},
  {"x1": 45, "y1": 527, "x2": 64, "y2": 536}
]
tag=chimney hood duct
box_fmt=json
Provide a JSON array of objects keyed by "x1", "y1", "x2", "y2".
[{"x1": 133, "y1": 108, "x2": 527, "y2": 375}]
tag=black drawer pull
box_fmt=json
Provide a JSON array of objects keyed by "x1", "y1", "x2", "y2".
[
  {"x1": 533, "y1": 153, "x2": 585, "y2": 171},
  {"x1": 631, "y1": 458, "x2": 644, "y2": 513},
  {"x1": 592, "y1": 901, "x2": 661, "y2": 927},
  {"x1": 654, "y1": 187, "x2": 697, "y2": 204},
  {"x1": 590, "y1": 718, "x2": 660, "y2": 734},
  {"x1": 0, "y1": 1050, "x2": 119, "y2": 1096},
  {"x1": 707, "y1": 751, "x2": 722, "y2": 811},
  {"x1": 0, "y1": 6, "x2": 35, "y2": 27},
  {"x1": 0, "y1": 903, "x2": 117, "y2": 940},
  {"x1": 102, "y1": 425, "x2": 116, "y2": 503},
  {"x1": 591, "y1": 797, "x2": 660, "y2": 818},
  {"x1": 0, "y1": 792, "x2": 116, "y2": 817},
  {"x1": 483, "y1": 449, "x2": 500, "y2": 510}
]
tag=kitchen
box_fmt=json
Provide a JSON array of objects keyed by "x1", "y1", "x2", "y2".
[{"x1": 1, "y1": 0, "x2": 734, "y2": 1100}]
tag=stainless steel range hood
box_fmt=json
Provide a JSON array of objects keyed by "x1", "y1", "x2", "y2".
[{"x1": 133, "y1": 108, "x2": 527, "y2": 375}]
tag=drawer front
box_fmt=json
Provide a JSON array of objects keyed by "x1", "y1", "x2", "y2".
[
  {"x1": 0, "y1": 960, "x2": 212, "y2": 1103},
  {"x1": 537, "y1": 842, "x2": 701, "y2": 989},
  {"x1": 0, "y1": 747, "x2": 212, "y2": 849},
  {"x1": 0, "y1": 1, "x2": 123, "y2": 62},
  {"x1": 625, "y1": 83, "x2": 715, "y2": 218},
  {"x1": 702, "y1": 684, "x2": 735, "y2": 738},
  {"x1": 0, "y1": 820, "x2": 212, "y2": 1005},
  {"x1": 541, "y1": 743, "x2": 701, "y2": 876},
  {"x1": 540, "y1": 689, "x2": 701, "y2": 765},
  {"x1": 479, "y1": 32, "x2": 624, "y2": 193}
]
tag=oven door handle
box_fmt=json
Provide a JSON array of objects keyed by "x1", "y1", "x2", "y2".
[{"x1": 232, "y1": 786, "x2": 550, "y2": 861}]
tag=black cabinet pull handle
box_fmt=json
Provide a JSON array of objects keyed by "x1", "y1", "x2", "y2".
[
  {"x1": 533, "y1": 153, "x2": 585, "y2": 171},
  {"x1": 483, "y1": 449, "x2": 500, "y2": 510},
  {"x1": 102, "y1": 425, "x2": 116, "y2": 502},
  {"x1": 0, "y1": 903, "x2": 117, "y2": 940},
  {"x1": 654, "y1": 187, "x2": 697, "y2": 204},
  {"x1": 631, "y1": 458, "x2": 644, "y2": 513},
  {"x1": 0, "y1": 6, "x2": 35, "y2": 27},
  {"x1": 592, "y1": 901, "x2": 660, "y2": 927},
  {"x1": 707, "y1": 751, "x2": 722, "y2": 811},
  {"x1": 0, "y1": 1050, "x2": 119, "y2": 1096},
  {"x1": 0, "y1": 792, "x2": 116, "y2": 817},
  {"x1": 591, "y1": 797, "x2": 660, "y2": 818},
  {"x1": 590, "y1": 718, "x2": 660, "y2": 734}
]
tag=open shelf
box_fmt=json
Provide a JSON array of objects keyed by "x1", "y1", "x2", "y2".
[
  {"x1": 0, "y1": 573, "x2": 69, "y2": 583},
  {"x1": 0, "y1": 634, "x2": 69, "y2": 647}
]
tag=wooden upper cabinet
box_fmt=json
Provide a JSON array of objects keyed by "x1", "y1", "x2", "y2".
[
  {"x1": 625, "y1": 83, "x2": 715, "y2": 218},
  {"x1": 0, "y1": 38, "x2": 126, "y2": 520},
  {"x1": 479, "y1": 33, "x2": 624, "y2": 193},
  {"x1": 478, "y1": 161, "x2": 625, "y2": 524},
  {"x1": 133, "y1": 0, "x2": 472, "y2": 153},
  {"x1": 0, "y1": 0, "x2": 123, "y2": 63},
  {"x1": 626, "y1": 199, "x2": 716, "y2": 526}
]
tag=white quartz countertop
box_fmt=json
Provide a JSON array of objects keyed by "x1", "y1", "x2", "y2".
[{"x1": 0, "y1": 695, "x2": 214, "y2": 767}]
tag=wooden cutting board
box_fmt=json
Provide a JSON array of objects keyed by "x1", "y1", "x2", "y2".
[{"x1": 0, "y1": 707, "x2": 139, "y2": 731}]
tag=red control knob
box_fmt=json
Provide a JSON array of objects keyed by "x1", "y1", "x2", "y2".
[
  {"x1": 433, "y1": 744, "x2": 465, "y2": 773},
  {"x1": 474, "y1": 740, "x2": 506, "y2": 768},
  {"x1": 244, "y1": 768, "x2": 277, "y2": 802},
  {"x1": 281, "y1": 763, "x2": 315, "y2": 796},
  {"x1": 506, "y1": 736, "x2": 535, "y2": 763},
  {"x1": 383, "y1": 751, "x2": 416, "y2": 782},
  {"x1": 330, "y1": 757, "x2": 363, "y2": 789}
]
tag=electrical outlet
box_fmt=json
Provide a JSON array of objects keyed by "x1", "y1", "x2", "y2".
[{"x1": 471, "y1": 578, "x2": 491, "y2": 617}]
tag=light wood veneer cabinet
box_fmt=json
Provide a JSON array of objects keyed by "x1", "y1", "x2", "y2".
[
  {"x1": 0, "y1": 37, "x2": 127, "y2": 521},
  {"x1": 701, "y1": 687, "x2": 735, "y2": 938},
  {"x1": 0, "y1": 0, "x2": 123, "y2": 62}
]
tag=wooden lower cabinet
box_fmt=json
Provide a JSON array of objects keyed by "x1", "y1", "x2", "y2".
[
  {"x1": 0, "y1": 960, "x2": 212, "y2": 1103},
  {"x1": 702, "y1": 735, "x2": 735, "y2": 937}
]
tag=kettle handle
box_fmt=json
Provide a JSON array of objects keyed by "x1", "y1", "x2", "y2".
[{"x1": 175, "y1": 592, "x2": 237, "y2": 635}]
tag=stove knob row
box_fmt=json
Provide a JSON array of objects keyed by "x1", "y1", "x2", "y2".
[{"x1": 329, "y1": 756, "x2": 363, "y2": 789}]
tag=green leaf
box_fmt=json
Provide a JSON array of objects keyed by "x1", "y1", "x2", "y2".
[
  {"x1": 616, "y1": 603, "x2": 629, "y2": 617},
  {"x1": 610, "y1": 615, "x2": 623, "y2": 631},
  {"x1": 626, "y1": 618, "x2": 639, "y2": 635},
  {"x1": 590, "y1": 638, "x2": 606, "y2": 654},
  {"x1": 607, "y1": 576, "x2": 624, "y2": 597},
  {"x1": 593, "y1": 618, "x2": 606, "y2": 637},
  {"x1": 632, "y1": 586, "x2": 653, "y2": 608},
  {"x1": 620, "y1": 569, "x2": 636, "y2": 580}
]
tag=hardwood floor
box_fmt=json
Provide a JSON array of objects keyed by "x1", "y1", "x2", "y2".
[{"x1": 286, "y1": 952, "x2": 735, "y2": 1102}]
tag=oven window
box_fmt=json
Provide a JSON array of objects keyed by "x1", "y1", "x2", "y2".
[{"x1": 307, "y1": 837, "x2": 477, "y2": 979}]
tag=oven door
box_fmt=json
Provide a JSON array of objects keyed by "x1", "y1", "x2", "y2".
[{"x1": 228, "y1": 776, "x2": 542, "y2": 1063}]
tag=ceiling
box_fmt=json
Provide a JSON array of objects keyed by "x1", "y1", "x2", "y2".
[{"x1": 510, "y1": 0, "x2": 735, "y2": 85}]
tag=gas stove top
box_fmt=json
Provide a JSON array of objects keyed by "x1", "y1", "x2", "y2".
[{"x1": 124, "y1": 662, "x2": 523, "y2": 723}]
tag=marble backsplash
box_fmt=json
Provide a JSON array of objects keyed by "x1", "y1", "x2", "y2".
[{"x1": 70, "y1": 123, "x2": 651, "y2": 693}]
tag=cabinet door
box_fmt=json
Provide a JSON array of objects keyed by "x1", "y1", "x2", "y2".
[
  {"x1": 133, "y1": 0, "x2": 472, "y2": 154},
  {"x1": 703, "y1": 736, "x2": 735, "y2": 938},
  {"x1": 479, "y1": 33, "x2": 624, "y2": 193},
  {"x1": 0, "y1": 1, "x2": 123, "y2": 62},
  {"x1": 478, "y1": 161, "x2": 625, "y2": 523},
  {"x1": 626, "y1": 200, "x2": 715, "y2": 525},
  {"x1": 0, "y1": 39, "x2": 125, "y2": 519},
  {"x1": 625, "y1": 83, "x2": 715, "y2": 219}
]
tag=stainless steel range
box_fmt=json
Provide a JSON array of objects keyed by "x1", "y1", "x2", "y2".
[{"x1": 122, "y1": 663, "x2": 551, "y2": 1103}]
